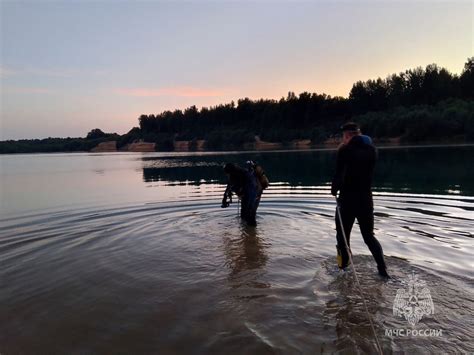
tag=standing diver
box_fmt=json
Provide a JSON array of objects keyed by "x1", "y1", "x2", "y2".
[
  {"x1": 221, "y1": 161, "x2": 266, "y2": 226},
  {"x1": 331, "y1": 122, "x2": 389, "y2": 278}
]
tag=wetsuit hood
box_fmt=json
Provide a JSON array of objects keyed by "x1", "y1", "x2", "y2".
[{"x1": 349, "y1": 134, "x2": 373, "y2": 147}]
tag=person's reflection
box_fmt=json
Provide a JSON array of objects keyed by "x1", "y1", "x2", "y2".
[{"x1": 222, "y1": 224, "x2": 269, "y2": 290}]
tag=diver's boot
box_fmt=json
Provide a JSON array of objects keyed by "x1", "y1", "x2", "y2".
[
  {"x1": 336, "y1": 245, "x2": 350, "y2": 270},
  {"x1": 377, "y1": 265, "x2": 390, "y2": 278}
]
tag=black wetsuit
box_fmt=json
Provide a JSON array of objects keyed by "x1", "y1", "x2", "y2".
[
  {"x1": 331, "y1": 135, "x2": 387, "y2": 273},
  {"x1": 223, "y1": 166, "x2": 259, "y2": 226}
]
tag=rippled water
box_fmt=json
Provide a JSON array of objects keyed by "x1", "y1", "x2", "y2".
[{"x1": 1, "y1": 146, "x2": 473, "y2": 354}]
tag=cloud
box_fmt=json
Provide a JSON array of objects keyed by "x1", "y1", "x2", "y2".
[
  {"x1": 0, "y1": 67, "x2": 17, "y2": 77},
  {"x1": 114, "y1": 86, "x2": 226, "y2": 97}
]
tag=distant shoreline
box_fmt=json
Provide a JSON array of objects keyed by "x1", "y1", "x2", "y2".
[{"x1": 1, "y1": 142, "x2": 473, "y2": 156}]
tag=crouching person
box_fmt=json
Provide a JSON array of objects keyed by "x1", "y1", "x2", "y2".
[{"x1": 221, "y1": 161, "x2": 268, "y2": 226}]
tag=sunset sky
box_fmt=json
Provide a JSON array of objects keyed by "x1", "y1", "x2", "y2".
[{"x1": 1, "y1": 0, "x2": 472, "y2": 140}]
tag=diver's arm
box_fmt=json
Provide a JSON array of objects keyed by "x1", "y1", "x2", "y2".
[{"x1": 221, "y1": 185, "x2": 233, "y2": 208}]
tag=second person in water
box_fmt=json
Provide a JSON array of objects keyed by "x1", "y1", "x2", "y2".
[{"x1": 221, "y1": 161, "x2": 268, "y2": 226}]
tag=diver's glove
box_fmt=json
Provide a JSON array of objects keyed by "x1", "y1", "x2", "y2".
[
  {"x1": 221, "y1": 185, "x2": 232, "y2": 208},
  {"x1": 221, "y1": 200, "x2": 230, "y2": 208},
  {"x1": 221, "y1": 194, "x2": 231, "y2": 208}
]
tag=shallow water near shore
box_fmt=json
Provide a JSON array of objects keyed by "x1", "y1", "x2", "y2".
[{"x1": 1, "y1": 146, "x2": 473, "y2": 354}]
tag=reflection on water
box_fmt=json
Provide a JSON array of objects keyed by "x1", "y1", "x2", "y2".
[
  {"x1": 224, "y1": 224, "x2": 269, "y2": 291},
  {"x1": 0, "y1": 146, "x2": 473, "y2": 354},
  {"x1": 141, "y1": 145, "x2": 474, "y2": 195}
]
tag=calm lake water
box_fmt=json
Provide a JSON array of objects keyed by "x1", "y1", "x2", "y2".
[{"x1": 1, "y1": 146, "x2": 473, "y2": 354}]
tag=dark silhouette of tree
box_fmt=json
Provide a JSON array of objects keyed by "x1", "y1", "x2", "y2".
[
  {"x1": 86, "y1": 128, "x2": 107, "y2": 139},
  {"x1": 460, "y1": 57, "x2": 474, "y2": 99}
]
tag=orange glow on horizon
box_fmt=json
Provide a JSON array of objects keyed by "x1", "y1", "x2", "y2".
[{"x1": 114, "y1": 87, "x2": 227, "y2": 98}]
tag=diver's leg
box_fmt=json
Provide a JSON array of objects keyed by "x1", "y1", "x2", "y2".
[
  {"x1": 246, "y1": 199, "x2": 257, "y2": 226},
  {"x1": 247, "y1": 192, "x2": 262, "y2": 226},
  {"x1": 243, "y1": 189, "x2": 258, "y2": 226},
  {"x1": 335, "y1": 202, "x2": 355, "y2": 268},
  {"x1": 357, "y1": 203, "x2": 388, "y2": 277}
]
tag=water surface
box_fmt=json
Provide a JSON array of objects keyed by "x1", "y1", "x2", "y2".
[{"x1": 1, "y1": 146, "x2": 473, "y2": 353}]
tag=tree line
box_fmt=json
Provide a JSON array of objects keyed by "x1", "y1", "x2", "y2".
[
  {"x1": 1, "y1": 58, "x2": 473, "y2": 153},
  {"x1": 135, "y1": 58, "x2": 474, "y2": 148},
  {"x1": 0, "y1": 130, "x2": 119, "y2": 154}
]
